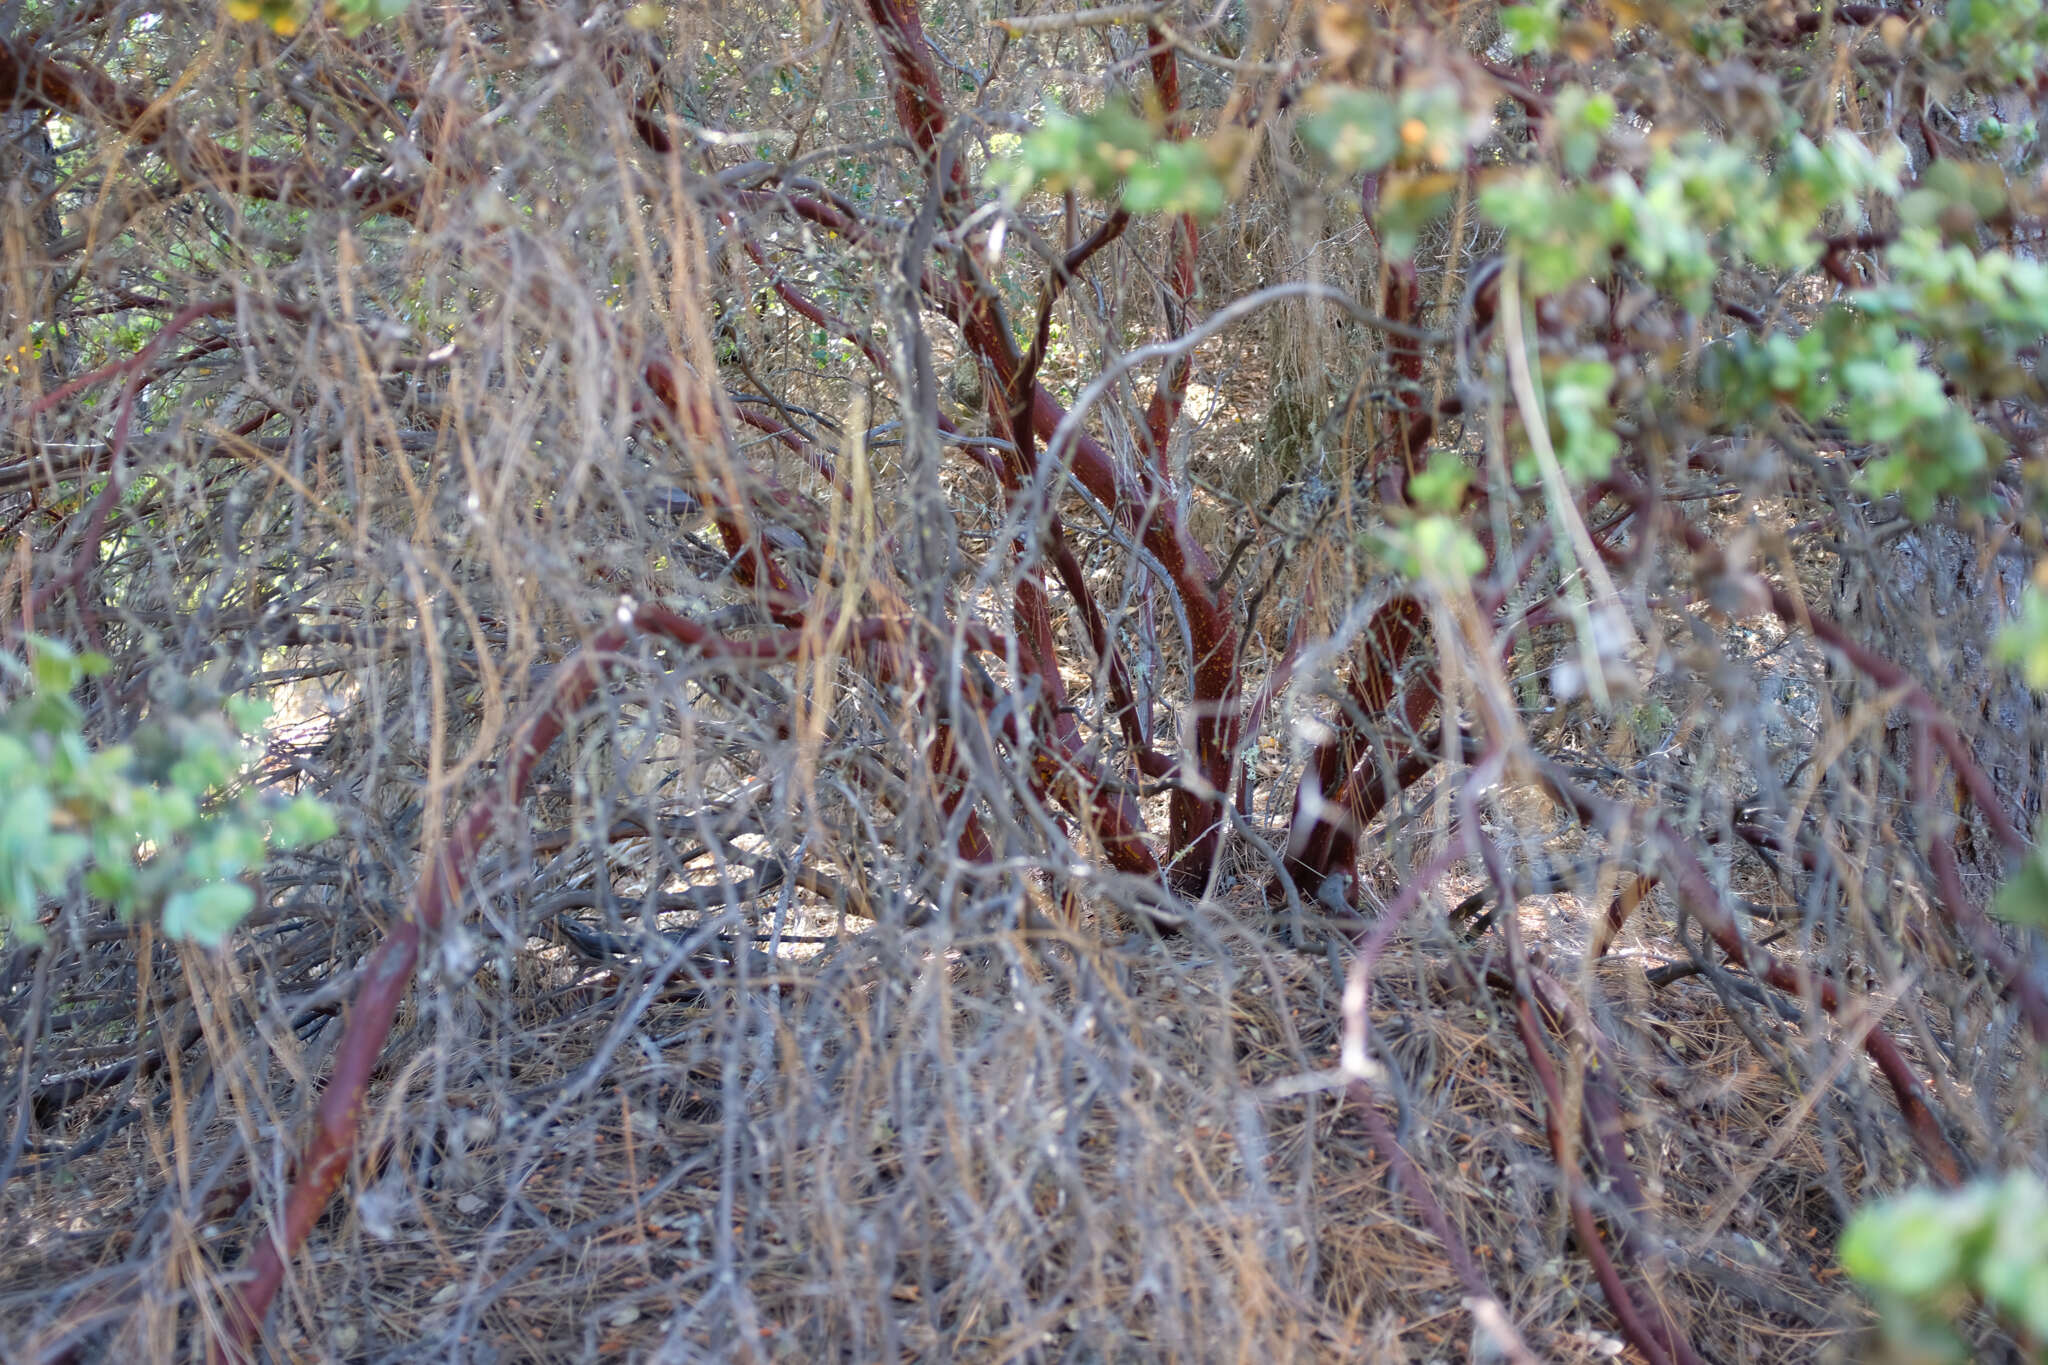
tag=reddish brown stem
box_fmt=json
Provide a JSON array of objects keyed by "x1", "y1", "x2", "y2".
[
  {"x1": 1913, "y1": 724, "x2": 2048, "y2": 1046},
  {"x1": 1137, "y1": 30, "x2": 1198, "y2": 487},
  {"x1": 1015, "y1": 209, "x2": 1131, "y2": 431},
  {"x1": 16, "y1": 299, "x2": 249, "y2": 640},
  {"x1": 1616, "y1": 474, "x2": 2023, "y2": 855},
  {"x1": 1343, "y1": 1083, "x2": 1541, "y2": 1365},
  {"x1": 1465, "y1": 774, "x2": 1703, "y2": 1365},
  {"x1": 1045, "y1": 531, "x2": 1169, "y2": 776},
  {"x1": 0, "y1": 39, "x2": 424, "y2": 220},
  {"x1": 1535, "y1": 761, "x2": 1966, "y2": 1187},
  {"x1": 854, "y1": 0, "x2": 1240, "y2": 888},
  {"x1": 860, "y1": 0, "x2": 962, "y2": 187},
  {"x1": 1277, "y1": 250, "x2": 1446, "y2": 895},
  {"x1": 1511, "y1": 993, "x2": 1695, "y2": 1365},
  {"x1": 1282, "y1": 597, "x2": 1430, "y2": 893},
  {"x1": 215, "y1": 603, "x2": 855, "y2": 1359},
  {"x1": 722, "y1": 213, "x2": 1152, "y2": 865},
  {"x1": 1339, "y1": 834, "x2": 1538, "y2": 1362}
]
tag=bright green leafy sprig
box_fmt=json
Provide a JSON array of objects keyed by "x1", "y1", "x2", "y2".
[
  {"x1": 0, "y1": 638, "x2": 336, "y2": 947},
  {"x1": 1478, "y1": 126, "x2": 1906, "y2": 303},
  {"x1": 1996, "y1": 581, "x2": 2048, "y2": 696},
  {"x1": 1535, "y1": 357, "x2": 1622, "y2": 483},
  {"x1": 1931, "y1": 0, "x2": 2048, "y2": 89},
  {"x1": 1470, "y1": 112, "x2": 2038, "y2": 518},
  {"x1": 1368, "y1": 454, "x2": 1485, "y2": 589},
  {"x1": 1997, "y1": 832, "x2": 2048, "y2": 934},
  {"x1": 1713, "y1": 314, "x2": 1998, "y2": 520},
  {"x1": 1839, "y1": 1170, "x2": 2048, "y2": 1363},
  {"x1": 1000, "y1": 106, "x2": 1230, "y2": 219},
  {"x1": 1301, "y1": 81, "x2": 1484, "y2": 177}
]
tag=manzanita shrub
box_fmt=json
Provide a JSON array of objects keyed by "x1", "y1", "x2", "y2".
[{"x1": 4, "y1": 0, "x2": 2046, "y2": 1359}]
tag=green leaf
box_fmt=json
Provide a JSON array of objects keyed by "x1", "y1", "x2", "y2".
[
  {"x1": 24, "y1": 635, "x2": 87, "y2": 698},
  {"x1": 1544, "y1": 358, "x2": 1621, "y2": 481},
  {"x1": 1479, "y1": 172, "x2": 1617, "y2": 293},
  {"x1": 272, "y1": 793, "x2": 339, "y2": 848},
  {"x1": 1376, "y1": 172, "x2": 1458, "y2": 260},
  {"x1": 1500, "y1": 0, "x2": 1561, "y2": 54},
  {"x1": 1385, "y1": 515, "x2": 1486, "y2": 588},
  {"x1": 83, "y1": 858, "x2": 139, "y2": 910},
  {"x1": 1979, "y1": 1173, "x2": 2048, "y2": 1339},
  {"x1": 226, "y1": 0, "x2": 307, "y2": 32},
  {"x1": 1, "y1": 787, "x2": 87, "y2": 896},
  {"x1": 1839, "y1": 1185, "x2": 1985, "y2": 1298},
  {"x1": 1842, "y1": 1171, "x2": 2048, "y2": 1355},
  {"x1": 1408, "y1": 453, "x2": 1472, "y2": 515},
  {"x1": 1994, "y1": 840, "x2": 2048, "y2": 931},
  {"x1": 1123, "y1": 141, "x2": 1226, "y2": 218},
  {"x1": 1995, "y1": 584, "x2": 2048, "y2": 692},
  {"x1": 162, "y1": 882, "x2": 256, "y2": 946},
  {"x1": 226, "y1": 694, "x2": 274, "y2": 733},
  {"x1": 189, "y1": 820, "x2": 266, "y2": 881},
  {"x1": 1302, "y1": 89, "x2": 1399, "y2": 175},
  {"x1": 999, "y1": 105, "x2": 1153, "y2": 202},
  {"x1": 332, "y1": 0, "x2": 411, "y2": 36},
  {"x1": 1550, "y1": 86, "x2": 1615, "y2": 177}
]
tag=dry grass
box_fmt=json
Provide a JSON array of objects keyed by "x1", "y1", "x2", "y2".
[{"x1": 6, "y1": 835, "x2": 1983, "y2": 1363}]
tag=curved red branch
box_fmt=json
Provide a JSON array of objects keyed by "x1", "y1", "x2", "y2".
[
  {"x1": 845, "y1": 0, "x2": 1240, "y2": 888},
  {"x1": 1461, "y1": 770, "x2": 1704, "y2": 1365},
  {"x1": 1282, "y1": 597, "x2": 1431, "y2": 894},
  {"x1": 1535, "y1": 761, "x2": 1966, "y2": 1187},
  {"x1": 1913, "y1": 725, "x2": 2048, "y2": 1047},
  {"x1": 860, "y1": 0, "x2": 964, "y2": 186},
  {"x1": 0, "y1": 38, "x2": 424, "y2": 220},
  {"x1": 1612, "y1": 474, "x2": 2025, "y2": 856},
  {"x1": 213, "y1": 606, "x2": 1004, "y2": 1359},
  {"x1": 1138, "y1": 31, "x2": 1198, "y2": 484}
]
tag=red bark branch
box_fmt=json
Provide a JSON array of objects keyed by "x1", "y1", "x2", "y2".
[
  {"x1": 15, "y1": 299, "x2": 253, "y2": 641},
  {"x1": 214, "y1": 603, "x2": 900, "y2": 1359},
  {"x1": 1913, "y1": 725, "x2": 2048, "y2": 1047},
  {"x1": 1338, "y1": 828, "x2": 1540, "y2": 1365},
  {"x1": 0, "y1": 37, "x2": 424, "y2": 221},
  {"x1": 1535, "y1": 761, "x2": 1966, "y2": 1187},
  {"x1": 732, "y1": 211, "x2": 1168, "y2": 853},
  {"x1": 1137, "y1": 32, "x2": 1197, "y2": 486},
  {"x1": 849, "y1": 0, "x2": 1240, "y2": 888},
  {"x1": 1613, "y1": 474, "x2": 2025, "y2": 856},
  {"x1": 1282, "y1": 597, "x2": 1430, "y2": 893},
  {"x1": 860, "y1": 0, "x2": 962, "y2": 185},
  {"x1": 1456, "y1": 770, "x2": 1705, "y2": 1365},
  {"x1": 1511, "y1": 992, "x2": 1699, "y2": 1365}
]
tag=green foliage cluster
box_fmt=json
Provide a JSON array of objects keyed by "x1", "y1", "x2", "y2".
[
  {"x1": 1997, "y1": 583, "x2": 2048, "y2": 698},
  {"x1": 1480, "y1": 126, "x2": 1906, "y2": 300},
  {"x1": 1000, "y1": 105, "x2": 1233, "y2": 218},
  {"x1": 1716, "y1": 309, "x2": 1994, "y2": 519},
  {"x1": 1009, "y1": 68, "x2": 2038, "y2": 525},
  {"x1": 0, "y1": 639, "x2": 335, "y2": 947},
  {"x1": 1715, "y1": 218, "x2": 2046, "y2": 517},
  {"x1": 1288, "y1": 69, "x2": 2041, "y2": 563},
  {"x1": 1838, "y1": 1170, "x2": 2048, "y2": 1362},
  {"x1": 1537, "y1": 357, "x2": 1622, "y2": 483},
  {"x1": 1926, "y1": 0, "x2": 2048, "y2": 87},
  {"x1": 1302, "y1": 81, "x2": 1486, "y2": 177}
]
